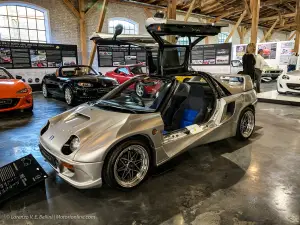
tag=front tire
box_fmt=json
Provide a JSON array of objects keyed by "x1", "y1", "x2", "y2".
[
  {"x1": 42, "y1": 83, "x2": 51, "y2": 98},
  {"x1": 236, "y1": 107, "x2": 255, "y2": 140},
  {"x1": 64, "y1": 87, "x2": 75, "y2": 106},
  {"x1": 103, "y1": 140, "x2": 151, "y2": 191}
]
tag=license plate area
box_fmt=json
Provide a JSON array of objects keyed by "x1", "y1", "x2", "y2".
[
  {"x1": 0, "y1": 99, "x2": 12, "y2": 105},
  {"x1": 40, "y1": 146, "x2": 58, "y2": 168}
]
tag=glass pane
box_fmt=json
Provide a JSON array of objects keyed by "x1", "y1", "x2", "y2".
[
  {"x1": 20, "y1": 29, "x2": 29, "y2": 40},
  {"x1": 19, "y1": 17, "x2": 27, "y2": 29},
  {"x1": 10, "y1": 28, "x2": 20, "y2": 40},
  {"x1": 0, "y1": 16, "x2": 8, "y2": 27},
  {"x1": 0, "y1": 27, "x2": 10, "y2": 39},
  {"x1": 28, "y1": 18, "x2": 36, "y2": 29},
  {"x1": 29, "y1": 29, "x2": 37, "y2": 40},
  {"x1": 38, "y1": 30, "x2": 46, "y2": 41},
  {"x1": 27, "y1": 8, "x2": 35, "y2": 18},
  {"x1": 108, "y1": 27, "x2": 114, "y2": 33},
  {"x1": 7, "y1": 6, "x2": 17, "y2": 16},
  {"x1": 17, "y1": 6, "x2": 26, "y2": 17},
  {"x1": 109, "y1": 20, "x2": 114, "y2": 27},
  {"x1": 8, "y1": 17, "x2": 19, "y2": 28},
  {"x1": 0, "y1": 6, "x2": 7, "y2": 15},
  {"x1": 36, "y1": 19, "x2": 45, "y2": 30},
  {"x1": 35, "y1": 10, "x2": 44, "y2": 20}
]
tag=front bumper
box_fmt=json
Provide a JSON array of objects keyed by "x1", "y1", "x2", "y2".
[
  {"x1": 262, "y1": 72, "x2": 282, "y2": 78},
  {"x1": 39, "y1": 142, "x2": 103, "y2": 189},
  {"x1": 73, "y1": 87, "x2": 116, "y2": 100},
  {"x1": 277, "y1": 81, "x2": 300, "y2": 94},
  {"x1": 0, "y1": 94, "x2": 33, "y2": 113}
]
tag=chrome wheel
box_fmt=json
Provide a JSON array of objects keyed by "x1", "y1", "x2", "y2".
[
  {"x1": 135, "y1": 83, "x2": 144, "y2": 97},
  {"x1": 65, "y1": 87, "x2": 73, "y2": 105},
  {"x1": 240, "y1": 110, "x2": 255, "y2": 138},
  {"x1": 42, "y1": 84, "x2": 48, "y2": 97},
  {"x1": 113, "y1": 145, "x2": 149, "y2": 188}
]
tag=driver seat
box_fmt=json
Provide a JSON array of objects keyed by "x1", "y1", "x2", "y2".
[{"x1": 171, "y1": 83, "x2": 207, "y2": 130}]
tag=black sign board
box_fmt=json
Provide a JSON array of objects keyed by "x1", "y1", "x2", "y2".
[
  {"x1": 191, "y1": 43, "x2": 232, "y2": 66},
  {"x1": 0, "y1": 154, "x2": 48, "y2": 203},
  {"x1": 0, "y1": 41, "x2": 78, "y2": 69},
  {"x1": 97, "y1": 45, "x2": 147, "y2": 67}
]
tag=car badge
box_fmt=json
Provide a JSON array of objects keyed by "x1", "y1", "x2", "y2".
[{"x1": 49, "y1": 135, "x2": 54, "y2": 141}]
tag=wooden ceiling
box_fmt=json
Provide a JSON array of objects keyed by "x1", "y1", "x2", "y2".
[{"x1": 127, "y1": 0, "x2": 297, "y2": 32}]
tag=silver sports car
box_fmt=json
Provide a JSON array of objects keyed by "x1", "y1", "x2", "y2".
[{"x1": 39, "y1": 19, "x2": 257, "y2": 190}]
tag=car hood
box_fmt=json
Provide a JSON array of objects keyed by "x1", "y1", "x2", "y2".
[
  {"x1": 263, "y1": 66, "x2": 282, "y2": 71},
  {"x1": 42, "y1": 104, "x2": 129, "y2": 158},
  {"x1": 0, "y1": 79, "x2": 29, "y2": 97},
  {"x1": 287, "y1": 70, "x2": 300, "y2": 76}
]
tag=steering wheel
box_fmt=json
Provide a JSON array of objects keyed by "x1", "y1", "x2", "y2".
[{"x1": 130, "y1": 92, "x2": 145, "y2": 107}]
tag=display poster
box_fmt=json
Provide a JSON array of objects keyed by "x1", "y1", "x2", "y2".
[
  {"x1": 191, "y1": 43, "x2": 232, "y2": 66},
  {"x1": 0, "y1": 41, "x2": 78, "y2": 69},
  {"x1": 97, "y1": 46, "x2": 147, "y2": 67},
  {"x1": 257, "y1": 43, "x2": 277, "y2": 59},
  {"x1": 279, "y1": 41, "x2": 294, "y2": 65},
  {"x1": 235, "y1": 45, "x2": 247, "y2": 60}
]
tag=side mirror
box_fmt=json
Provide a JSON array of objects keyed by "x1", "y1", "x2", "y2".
[
  {"x1": 113, "y1": 24, "x2": 123, "y2": 40},
  {"x1": 16, "y1": 75, "x2": 22, "y2": 79}
]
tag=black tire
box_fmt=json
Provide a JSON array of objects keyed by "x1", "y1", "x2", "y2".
[
  {"x1": 183, "y1": 78, "x2": 190, "y2": 83},
  {"x1": 103, "y1": 140, "x2": 151, "y2": 191},
  {"x1": 64, "y1": 86, "x2": 75, "y2": 106},
  {"x1": 235, "y1": 107, "x2": 255, "y2": 141},
  {"x1": 42, "y1": 83, "x2": 51, "y2": 98}
]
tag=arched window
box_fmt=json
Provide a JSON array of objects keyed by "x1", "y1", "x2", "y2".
[
  {"x1": 108, "y1": 18, "x2": 138, "y2": 35},
  {"x1": 0, "y1": 3, "x2": 49, "y2": 43},
  {"x1": 218, "y1": 32, "x2": 230, "y2": 43}
]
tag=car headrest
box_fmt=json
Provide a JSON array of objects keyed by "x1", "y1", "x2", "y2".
[
  {"x1": 175, "y1": 82, "x2": 190, "y2": 96},
  {"x1": 188, "y1": 83, "x2": 204, "y2": 97}
]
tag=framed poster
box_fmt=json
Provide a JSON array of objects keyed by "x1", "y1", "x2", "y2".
[
  {"x1": 279, "y1": 42, "x2": 294, "y2": 65},
  {"x1": 0, "y1": 41, "x2": 78, "y2": 69},
  {"x1": 257, "y1": 43, "x2": 277, "y2": 59}
]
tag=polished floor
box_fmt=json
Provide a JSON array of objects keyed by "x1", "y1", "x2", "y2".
[{"x1": 1, "y1": 93, "x2": 300, "y2": 225}]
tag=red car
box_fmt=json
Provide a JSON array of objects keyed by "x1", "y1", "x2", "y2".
[{"x1": 105, "y1": 64, "x2": 161, "y2": 97}]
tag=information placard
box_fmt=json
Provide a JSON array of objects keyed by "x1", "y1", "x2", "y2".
[
  {"x1": 0, "y1": 154, "x2": 48, "y2": 203},
  {"x1": 0, "y1": 41, "x2": 78, "y2": 69}
]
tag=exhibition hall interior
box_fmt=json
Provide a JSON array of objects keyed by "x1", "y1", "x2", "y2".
[{"x1": 1, "y1": 0, "x2": 300, "y2": 224}]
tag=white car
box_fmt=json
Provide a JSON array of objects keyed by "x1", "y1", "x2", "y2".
[{"x1": 277, "y1": 70, "x2": 300, "y2": 94}]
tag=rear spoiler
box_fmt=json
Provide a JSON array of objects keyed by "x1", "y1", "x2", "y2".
[{"x1": 213, "y1": 74, "x2": 254, "y2": 94}]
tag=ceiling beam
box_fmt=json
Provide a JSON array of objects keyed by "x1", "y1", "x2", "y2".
[
  {"x1": 244, "y1": 0, "x2": 252, "y2": 18},
  {"x1": 144, "y1": 8, "x2": 153, "y2": 18},
  {"x1": 184, "y1": 0, "x2": 197, "y2": 21},
  {"x1": 259, "y1": 13, "x2": 296, "y2": 22},
  {"x1": 88, "y1": 0, "x2": 109, "y2": 67},
  {"x1": 288, "y1": 31, "x2": 296, "y2": 40},
  {"x1": 85, "y1": 0, "x2": 101, "y2": 17},
  {"x1": 261, "y1": 0, "x2": 291, "y2": 7},
  {"x1": 62, "y1": 0, "x2": 81, "y2": 19},
  {"x1": 285, "y1": 3, "x2": 296, "y2": 12},
  {"x1": 225, "y1": 10, "x2": 247, "y2": 43},
  {"x1": 211, "y1": 8, "x2": 244, "y2": 23},
  {"x1": 261, "y1": 17, "x2": 279, "y2": 42}
]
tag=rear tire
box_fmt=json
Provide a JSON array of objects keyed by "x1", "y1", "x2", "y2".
[
  {"x1": 235, "y1": 107, "x2": 255, "y2": 141},
  {"x1": 103, "y1": 140, "x2": 151, "y2": 191}
]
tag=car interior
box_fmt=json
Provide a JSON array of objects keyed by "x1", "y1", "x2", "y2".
[{"x1": 163, "y1": 77, "x2": 216, "y2": 132}]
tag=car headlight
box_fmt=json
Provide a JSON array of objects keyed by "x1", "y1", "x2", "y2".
[
  {"x1": 17, "y1": 88, "x2": 28, "y2": 93},
  {"x1": 70, "y1": 136, "x2": 80, "y2": 152},
  {"x1": 78, "y1": 82, "x2": 93, "y2": 87},
  {"x1": 282, "y1": 75, "x2": 290, "y2": 80}
]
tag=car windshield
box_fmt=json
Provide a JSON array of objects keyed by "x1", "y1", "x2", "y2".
[
  {"x1": 0, "y1": 68, "x2": 13, "y2": 79},
  {"x1": 94, "y1": 76, "x2": 172, "y2": 113},
  {"x1": 130, "y1": 66, "x2": 144, "y2": 74},
  {"x1": 60, "y1": 66, "x2": 98, "y2": 77}
]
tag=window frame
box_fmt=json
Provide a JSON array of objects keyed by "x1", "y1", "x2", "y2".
[
  {"x1": 0, "y1": 2, "x2": 51, "y2": 43},
  {"x1": 218, "y1": 32, "x2": 230, "y2": 44},
  {"x1": 108, "y1": 17, "x2": 139, "y2": 35}
]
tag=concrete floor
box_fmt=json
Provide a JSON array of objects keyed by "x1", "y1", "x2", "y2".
[{"x1": 1, "y1": 93, "x2": 300, "y2": 225}]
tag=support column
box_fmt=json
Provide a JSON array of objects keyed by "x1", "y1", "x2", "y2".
[
  {"x1": 294, "y1": 0, "x2": 300, "y2": 53},
  {"x1": 167, "y1": 0, "x2": 176, "y2": 43},
  {"x1": 79, "y1": 0, "x2": 87, "y2": 64},
  {"x1": 88, "y1": 0, "x2": 109, "y2": 67},
  {"x1": 250, "y1": 0, "x2": 260, "y2": 44}
]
